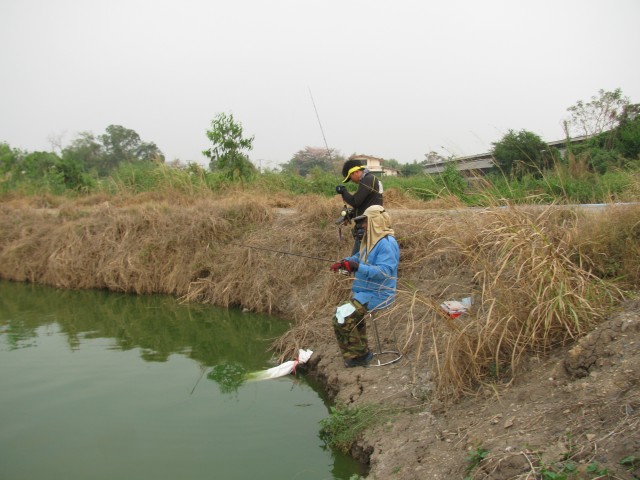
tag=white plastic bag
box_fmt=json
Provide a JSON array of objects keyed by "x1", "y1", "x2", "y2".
[{"x1": 248, "y1": 349, "x2": 313, "y2": 381}]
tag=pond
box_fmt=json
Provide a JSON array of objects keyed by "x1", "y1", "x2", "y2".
[{"x1": 0, "y1": 280, "x2": 365, "y2": 480}]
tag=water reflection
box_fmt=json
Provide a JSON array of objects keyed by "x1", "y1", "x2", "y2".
[
  {"x1": 0, "y1": 280, "x2": 366, "y2": 480},
  {"x1": 207, "y1": 362, "x2": 248, "y2": 394},
  {"x1": 0, "y1": 280, "x2": 289, "y2": 370}
]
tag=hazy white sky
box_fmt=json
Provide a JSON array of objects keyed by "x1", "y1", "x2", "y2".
[{"x1": 1, "y1": 0, "x2": 639, "y2": 168}]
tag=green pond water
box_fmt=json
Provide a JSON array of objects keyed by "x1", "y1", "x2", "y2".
[{"x1": 0, "y1": 280, "x2": 365, "y2": 480}]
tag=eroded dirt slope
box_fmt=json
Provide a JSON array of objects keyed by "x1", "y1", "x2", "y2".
[{"x1": 307, "y1": 300, "x2": 640, "y2": 479}]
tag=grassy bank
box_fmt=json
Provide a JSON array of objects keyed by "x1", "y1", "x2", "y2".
[
  {"x1": 1, "y1": 188, "x2": 638, "y2": 401},
  {"x1": 3, "y1": 159, "x2": 640, "y2": 207}
]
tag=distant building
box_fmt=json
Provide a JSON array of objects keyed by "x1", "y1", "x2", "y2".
[
  {"x1": 350, "y1": 154, "x2": 399, "y2": 177},
  {"x1": 423, "y1": 134, "x2": 597, "y2": 175}
]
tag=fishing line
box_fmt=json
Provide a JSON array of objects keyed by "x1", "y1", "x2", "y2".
[{"x1": 231, "y1": 242, "x2": 338, "y2": 263}]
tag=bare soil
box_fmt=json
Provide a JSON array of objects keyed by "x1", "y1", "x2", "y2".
[{"x1": 306, "y1": 299, "x2": 640, "y2": 479}]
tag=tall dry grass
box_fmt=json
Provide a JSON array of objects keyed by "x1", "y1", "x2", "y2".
[
  {"x1": 390, "y1": 203, "x2": 631, "y2": 401},
  {"x1": 1, "y1": 190, "x2": 638, "y2": 401}
]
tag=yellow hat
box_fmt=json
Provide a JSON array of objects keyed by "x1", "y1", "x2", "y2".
[{"x1": 341, "y1": 159, "x2": 365, "y2": 183}]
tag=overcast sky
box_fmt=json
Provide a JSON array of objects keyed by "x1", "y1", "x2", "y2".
[{"x1": 1, "y1": 0, "x2": 639, "y2": 168}]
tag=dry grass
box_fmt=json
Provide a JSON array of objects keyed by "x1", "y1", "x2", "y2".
[
  {"x1": 1, "y1": 191, "x2": 637, "y2": 401},
  {"x1": 391, "y1": 204, "x2": 631, "y2": 401},
  {"x1": 575, "y1": 204, "x2": 640, "y2": 288},
  {"x1": 384, "y1": 188, "x2": 466, "y2": 210}
]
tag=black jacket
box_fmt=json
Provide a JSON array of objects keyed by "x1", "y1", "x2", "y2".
[{"x1": 340, "y1": 170, "x2": 383, "y2": 217}]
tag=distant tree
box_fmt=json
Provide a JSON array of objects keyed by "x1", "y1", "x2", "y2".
[
  {"x1": 100, "y1": 125, "x2": 142, "y2": 171},
  {"x1": 570, "y1": 103, "x2": 640, "y2": 173},
  {"x1": 0, "y1": 142, "x2": 21, "y2": 174},
  {"x1": 282, "y1": 146, "x2": 343, "y2": 177},
  {"x1": 18, "y1": 151, "x2": 93, "y2": 191},
  {"x1": 615, "y1": 106, "x2": 640, "y2": 159},
  {"x1": 440, "y1": 163, "x2": 466, "y2": 196},
  {"x1": 99, "y1": 125, "x2": 164, "y2": 174},
  {"x1": 62, "y1": 126, "x2": 164, "y2": 176},
  {"x1": 424, "y1": 151, "x2": 446, "y2": 164},
  {"x1": 382, "y1": 158, "x2": 401, "y2": 170},
  {"x1": 55, "y1": 156, "x2": 95, "y2": 191},
  {"x1": 203, "y1": 113, "x2": 256, "y2": 180},
  {"x1": 566, "y1": 88, "x2": 631, "y2": 137},
  {"x1": 400, "y1": 160, "x2": 425, "y2": 176},
  {"x1": 136, "y1": 141, "x2": 164, "y2": 163},
  {"x1": 21, "y1": 151, "x2": 61, "y2": 179},
  {"x1": 47, "y1": 132, "x2": 66, "y2": 155},
  {"x1": 491, "y1": 129, "x2": 550, "y2": 177},
  {"x1": 62, "y1": 132, "x2": 104, "y2": 174}
]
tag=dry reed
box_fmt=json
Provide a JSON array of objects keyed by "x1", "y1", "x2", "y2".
[
  {"x1": 1, "y1": 191, "x2": 636, "y2": 401},
  {"x1": 396, "y1": 203, "x2": 628, "y2": 401}
]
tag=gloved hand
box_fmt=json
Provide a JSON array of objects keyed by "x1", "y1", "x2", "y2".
[
  {"x1": 330, "y1": 261, "x2": 345, "y2": 272},
  {"x1": 329, "y1": 259, "x2": 359, "y2": 273},
  {"x1": 335, "y1": 185, "x2": 346, "y2": 195},
  {"x1": 345, "y1": 260, "x2": 359, "y2": 272},
  {"x1": 330, "y1": 259, "x2": 359, "y2": 273}
]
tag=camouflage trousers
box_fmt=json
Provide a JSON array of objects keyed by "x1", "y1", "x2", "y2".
[{"x1": 332, "y1": 299, "x2": 369, "y2": 361}]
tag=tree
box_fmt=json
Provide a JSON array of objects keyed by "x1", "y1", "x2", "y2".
[
  {"x1": 566, "y1": 88, "x2": 631, "y2": 137},
  {"x1": 382, "y1": 158, "x2": 401, "y2": 170},
  {"x1": 54, "y1": 156, "x2": 95, "y2": 190},
  {"x1": 615, "y1": 107, "x2": 640, "y2": 160},
  {"x1": 440, "y1": 163, "x2": 466, "y2": 196},
  {"x1": 203, "y1": 113, "x2": 256, "y2": 180},
  {"x1": 282, "y1": 146, "x2": 342, "y2": 177},
  {"x1": 17, "y1": 151, "x2": 93, "y2": 191},
  {"x1": 571, "y1": 103, "x2": 640, "y2": 173},
  {"x1": 136, "y1": 141, "x2": 164, "y2": 163},
  {"x1": 99, "y1": 125, "x2": 164, "y2": 174},
  {"x1": 21, "y1": 151, "x2": 61, "y2": 179},
  {"x1": 62, "y1": 132, "x2": 104, "y2": 174},
  {"x1": 400, "y1": 160, "x2": 425, "y2": 176},
  {"x1": 0, "y1": 142, "x2": 21, "y2": 174},
  {"x1": 63, "y1": 126, "x2": 164, "y2": 176},
  {"x1": 100, "y1": 125, "x2": 142, "y2": 171},
  {"x1": 491, "y1": 129, "x2": 550, "y2": 177},
  {"x1": 424, "y1": 151, "x2": 446, "y2": 164}
]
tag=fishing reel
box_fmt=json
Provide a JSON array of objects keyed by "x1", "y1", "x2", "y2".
[
  {"x1": 337, "y1": 267, "x2": 352, "y2": 276},
  {"x1": 335, "y1": 205, "x2": 355, "y2": 225}
]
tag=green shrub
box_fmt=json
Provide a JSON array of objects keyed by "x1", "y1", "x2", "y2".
[{"x1": 319, "y1": 403, "x2": 389, "y2": 453}]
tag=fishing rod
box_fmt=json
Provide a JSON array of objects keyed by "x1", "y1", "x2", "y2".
[
  {"x1": 307, "y1": 86, "x2": 383, "y2": 231},
  {"x1": 190, "y1": 364, "x2": 208, "y2": 396},
  {"x1": 308, "y1": 87, "x2": 380, "y2": 198},
  {"x1": 308, "y1": 86, "x2": 331, "y2": 159},
  {"x1": 231, "y1": 242, "x2": 338, "y2": 263}
]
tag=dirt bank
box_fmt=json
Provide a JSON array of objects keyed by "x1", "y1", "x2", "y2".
[
  {"x1": 1, "y1": 193, "x2": 639, "y2": 479},
  {"x1": 307, "y1": 301, "x2": 640, "y2": 479}
]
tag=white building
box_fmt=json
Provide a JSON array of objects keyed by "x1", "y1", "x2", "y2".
[{"x1": 350, "y1": 154, "x2": 399, "y2": 177}]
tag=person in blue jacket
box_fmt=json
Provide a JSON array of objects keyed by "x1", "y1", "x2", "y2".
[{"x1": 330, "y1": 205, "x2": 400, "y2": 367}]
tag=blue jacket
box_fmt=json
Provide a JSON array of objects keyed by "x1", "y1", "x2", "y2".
[{"x1": 345, "y1": 235, "x2": 400, "y2": 311}]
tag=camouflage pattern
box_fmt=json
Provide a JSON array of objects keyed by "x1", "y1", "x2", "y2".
[{"x1": 332, "y1": 299, "x2": 369, "y2": 360}]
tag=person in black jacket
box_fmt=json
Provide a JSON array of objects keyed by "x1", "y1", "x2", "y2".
[{"x1": 335, "y1": 158, "x2": 384, "y2": 254}]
